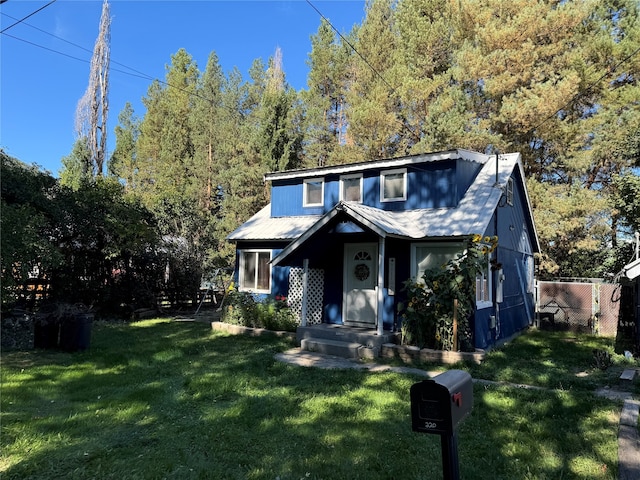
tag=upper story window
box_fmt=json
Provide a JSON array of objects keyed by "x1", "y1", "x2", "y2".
[
  {"x1": 303, "y1": 177, "x2": 324, "y2": 207},
  {"x1": 380, "y1": 168, "x2": 406, "y2": 202},
  {"x1": 506, "y1": 178, "x2": 514, "y2": 206},
  {"x1": 340, "y1": 174, "x2": 363, "y2": 203},
  {"x1": 239, "y1": 250, "x2": 271, "y2": 293}
]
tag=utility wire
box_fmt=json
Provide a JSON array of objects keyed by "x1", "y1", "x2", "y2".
[
  {"x1": 1, "y1": 26, "x2": 219, "y2": 106},
  {"x1": 305, "y1": 0, "x2": 394, "y2": 92},
  {"x1": 305, "y1": 0, "x2": 421, "y2": 146},
  {"x1": 0, "y1": 0, "x2": 56, "y2": 34},
  {"x1": 2, "y1": 11, "x2": 152, "y2": 81}
]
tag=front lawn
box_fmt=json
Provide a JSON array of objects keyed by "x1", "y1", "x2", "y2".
[{"x1": 1, "y1": 320, "x2": 623, "y2": 479}]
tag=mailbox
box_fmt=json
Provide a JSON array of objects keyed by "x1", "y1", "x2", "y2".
[{"x1": 410, "y1": 370, "x2": 473, "y2": 435}]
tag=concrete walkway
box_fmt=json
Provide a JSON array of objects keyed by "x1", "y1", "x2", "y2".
[{"x1": 275, "y1": 348, "x2": 640, "y2": 479}]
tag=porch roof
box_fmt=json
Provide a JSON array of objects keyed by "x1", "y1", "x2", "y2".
[{"x1": 227, "y1": 205, "x2": 321, "y2": 241}]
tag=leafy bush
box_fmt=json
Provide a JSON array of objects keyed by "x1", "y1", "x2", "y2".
[
  {"x1": 222, "y1": 289, "x2": 298, "y2": 332},
  {"x1": 398, "y1": 235, "x2": 496, "y2": 351}
]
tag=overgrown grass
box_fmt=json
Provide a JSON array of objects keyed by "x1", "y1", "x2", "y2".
[{"x1": 1, "y1": 320, "x2": 624, "y2": 479}]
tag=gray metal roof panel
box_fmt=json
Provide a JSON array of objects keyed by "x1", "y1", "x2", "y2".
[{"x1": 227, "y1": 205, "x2": 320, "y2": 241}]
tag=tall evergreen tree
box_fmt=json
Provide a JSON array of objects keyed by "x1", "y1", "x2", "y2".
[
  {"x1": 253, "y1": 47, "x2": 303, "y2": 172},
  {"x1": 302, "y1": 19, "x2": 353, "y2": 167},
  {"x1": 346, "y1": 0, "x2": 401, "y2": 160},
  {"x1": 109, "y1": 102, "x2": 139, "y2": 189}
]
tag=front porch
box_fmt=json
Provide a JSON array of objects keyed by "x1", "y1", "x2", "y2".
[{"x1": 296, "y1": 324, "x2": 401, "y2": 360}]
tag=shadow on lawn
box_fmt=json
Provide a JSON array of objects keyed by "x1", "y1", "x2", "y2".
[{"x1": 1, "y1": 321, "x2": 621, "y2": 479}]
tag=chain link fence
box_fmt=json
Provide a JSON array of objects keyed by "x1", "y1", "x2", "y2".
[{"x1": 536, "y1": 280, "x2": 621, "y2": 336}]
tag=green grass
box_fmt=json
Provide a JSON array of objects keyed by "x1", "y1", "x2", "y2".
[
  {"x1": 465, "y1": 330, "x2": 640, "y2": 394},
  {"x1": 1, "y1": 320, "x2": 627, "y2": 479}
]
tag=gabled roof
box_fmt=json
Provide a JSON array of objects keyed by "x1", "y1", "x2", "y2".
[{"x1": 228, "y1": 151, "x2": 541, "y2": 260}]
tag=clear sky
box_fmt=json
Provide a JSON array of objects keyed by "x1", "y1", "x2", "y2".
[{"x1": 1, "y1": 0, "x2": 366, "y2": 176}]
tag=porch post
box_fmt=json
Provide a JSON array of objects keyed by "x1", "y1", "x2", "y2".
[
  {"x1": 301, "y1": 258, "x2": 309, "y2": 327},
  {"x1": 377, "y1": 237, "x2": 385, "y2": 335}
]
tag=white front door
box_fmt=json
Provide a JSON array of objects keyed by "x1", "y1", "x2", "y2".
[{"x1": 343, "y1": 243, "x2": 377, "y2": 327}]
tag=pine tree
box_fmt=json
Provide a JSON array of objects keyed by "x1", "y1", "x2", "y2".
[
  {"x1": 302, "y1": 19, "x2": 353, "y2": 167},
  {"x1": 109, "y1": 102, "x2": 139, "y2": 189},
  {"x1": 345, "y1": 0, "x2": 401, "y2": 160}
]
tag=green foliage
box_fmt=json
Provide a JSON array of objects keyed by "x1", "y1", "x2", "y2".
[
  {"x1": 612, "y1": 171, "x2": 640, "y2": 234},
  {"x1": 59, "y1": 137, "x2": 92, "y2": 190},
  {"x1": 1, "y1": 152, "x2": 164, "y2": 313},
  {"x1": 399, "y1": 235, "x2": 497, "y2": 351},
  {"x1": 222, "y1": 289, "x2": 298, "y2": 332},
  {"x1": 1, "y1": 152, "x2": 62, "y2": 308},
  {"x1": 96, "y1": 0, "x2": 640, "y2": 282}
]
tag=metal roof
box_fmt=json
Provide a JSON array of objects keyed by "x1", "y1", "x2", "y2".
[
  {"x1": 227, "y1": 205, "x2": 320, "y2": 241},
  {"x1": 264, "y1": 148, "x2": 488, "y2": 182},
  {"x1": 228, "y1": 152, "x2": 540, "y2": 256}
]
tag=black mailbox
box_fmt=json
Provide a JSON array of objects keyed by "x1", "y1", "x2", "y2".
[{"x1": 410, "y1": 370, "x2": 473, "y2": 435}]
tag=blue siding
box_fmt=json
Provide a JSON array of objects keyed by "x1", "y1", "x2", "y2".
[
  {"x1": 471, "y1": 170, "x2": 535, "y2": 349},
  {"x1": 237, "y1": 156, "x2": 536, "y2": 348},
  {"x1": 270, "y1": 159, "x2": 483, "y2": 216}
]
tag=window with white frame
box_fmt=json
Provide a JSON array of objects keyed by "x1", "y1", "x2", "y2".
[
  {"x1": 411, "y1": 243, "x2": 462, "y2": 280},
  {"x1": 475, "y1": 258, "x2": 492, "y2": 308},
  {"x1": 506, "y1": 178, "x2": 514, "y2": 206},
  {"x1": 380, "y1": 168, "x2": 407, "y2": 202},
  {"x1": 239, "y1": 250, "x2": 271, "y2": 293},
  {"x1": 340, "y1": 174, "x2": 363, "y2": 203},
  {"x1": 303, "y1": 178, "x2": 324, "y2": 207},
  {"x1": 412, "y1": 242, "x2": 493, "y2": 308}
]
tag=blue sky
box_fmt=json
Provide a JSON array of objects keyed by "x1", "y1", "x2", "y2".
[{"x1": 1, "y1": 0, "x2": 366, "y2": 176}]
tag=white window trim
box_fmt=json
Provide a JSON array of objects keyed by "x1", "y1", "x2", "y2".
[
  {"x1": 410, "y1": 242, "x2": 463, "y2": 279},
  {"x1": 303, "y1": 177, "x2": 324, "y2": 207},
  {"x1": 239, "y1": 249, "x2": 272, "y2": 294},
  {"x1": 411, "y1": 242, "x2": 493, "y2": 309},
  {"x1": 506, "y1": 178, "x2": 514, "y2": 206},
  {"x1": 339, "y1": 173, "x2": 363, "y2": 203},
  {"x1": 476, "y1": 255, "x2": 493, "y2": 310},
  {"x1": 380, "y1": 168, "x2": 407, "y2": 202}
]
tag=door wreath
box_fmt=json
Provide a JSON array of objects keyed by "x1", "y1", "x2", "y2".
[{"x1": 354, "y1": 263, "x2": 370, "y2": 281}]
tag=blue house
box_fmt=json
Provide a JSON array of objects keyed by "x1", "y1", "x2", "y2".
[{"x1": 228, "y1": 149, "x2": 540, "y2": 351}]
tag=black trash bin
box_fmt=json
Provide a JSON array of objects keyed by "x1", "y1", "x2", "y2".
[
  {"x1": 34, "y1": 315, "x2": 60, "y2": 349},
  {"x1": 59, "y1": 313, "x2": 94, "y2": 352}
]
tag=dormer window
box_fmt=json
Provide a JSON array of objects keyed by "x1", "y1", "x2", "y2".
[
  {"x1": 380, "y1": 168, "x2": 406, "y2": 202},
  {"x1": 340, "y1": 174, "x2": 363, "y2": 203},
  {"x1": 303, "y1": 177, "x2": 324, "y2": 207}
]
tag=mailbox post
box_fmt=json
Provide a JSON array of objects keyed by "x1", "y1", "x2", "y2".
[{"x1": 410, "y1": 370, "x2": 473, "y2": 480}]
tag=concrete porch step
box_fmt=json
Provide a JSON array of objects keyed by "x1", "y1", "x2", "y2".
[
  {"x1": 297, "y1": 324, "x2": 400, "y2": 350},
  {"x1": 300, "y1": 337, "x2": 378, "y2": 360}
]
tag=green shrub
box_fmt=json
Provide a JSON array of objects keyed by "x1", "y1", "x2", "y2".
[{"x1": 222, "y1": 289, "x2": 298, "y2": 332}]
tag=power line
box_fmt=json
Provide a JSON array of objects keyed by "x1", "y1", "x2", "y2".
[
  {"x1": 1, "y1": 24, "x2": 219, "y2": 106},
  {"x1": 305, "y1": 0, "x2": 421, "y2": 148},
  {"x1": 305, "y1": 0, "x2": 394, "y2": 93},
  {"x1": 0, "y1": 0, "x2": 56, "y2": 34},
  {"x1": 2, "y1": 11, "x2": 154, "y2": 81}
]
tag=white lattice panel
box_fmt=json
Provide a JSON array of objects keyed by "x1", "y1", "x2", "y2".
[{"x1": 289, "y1": 267, "x2": 324, "y2": 325}]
